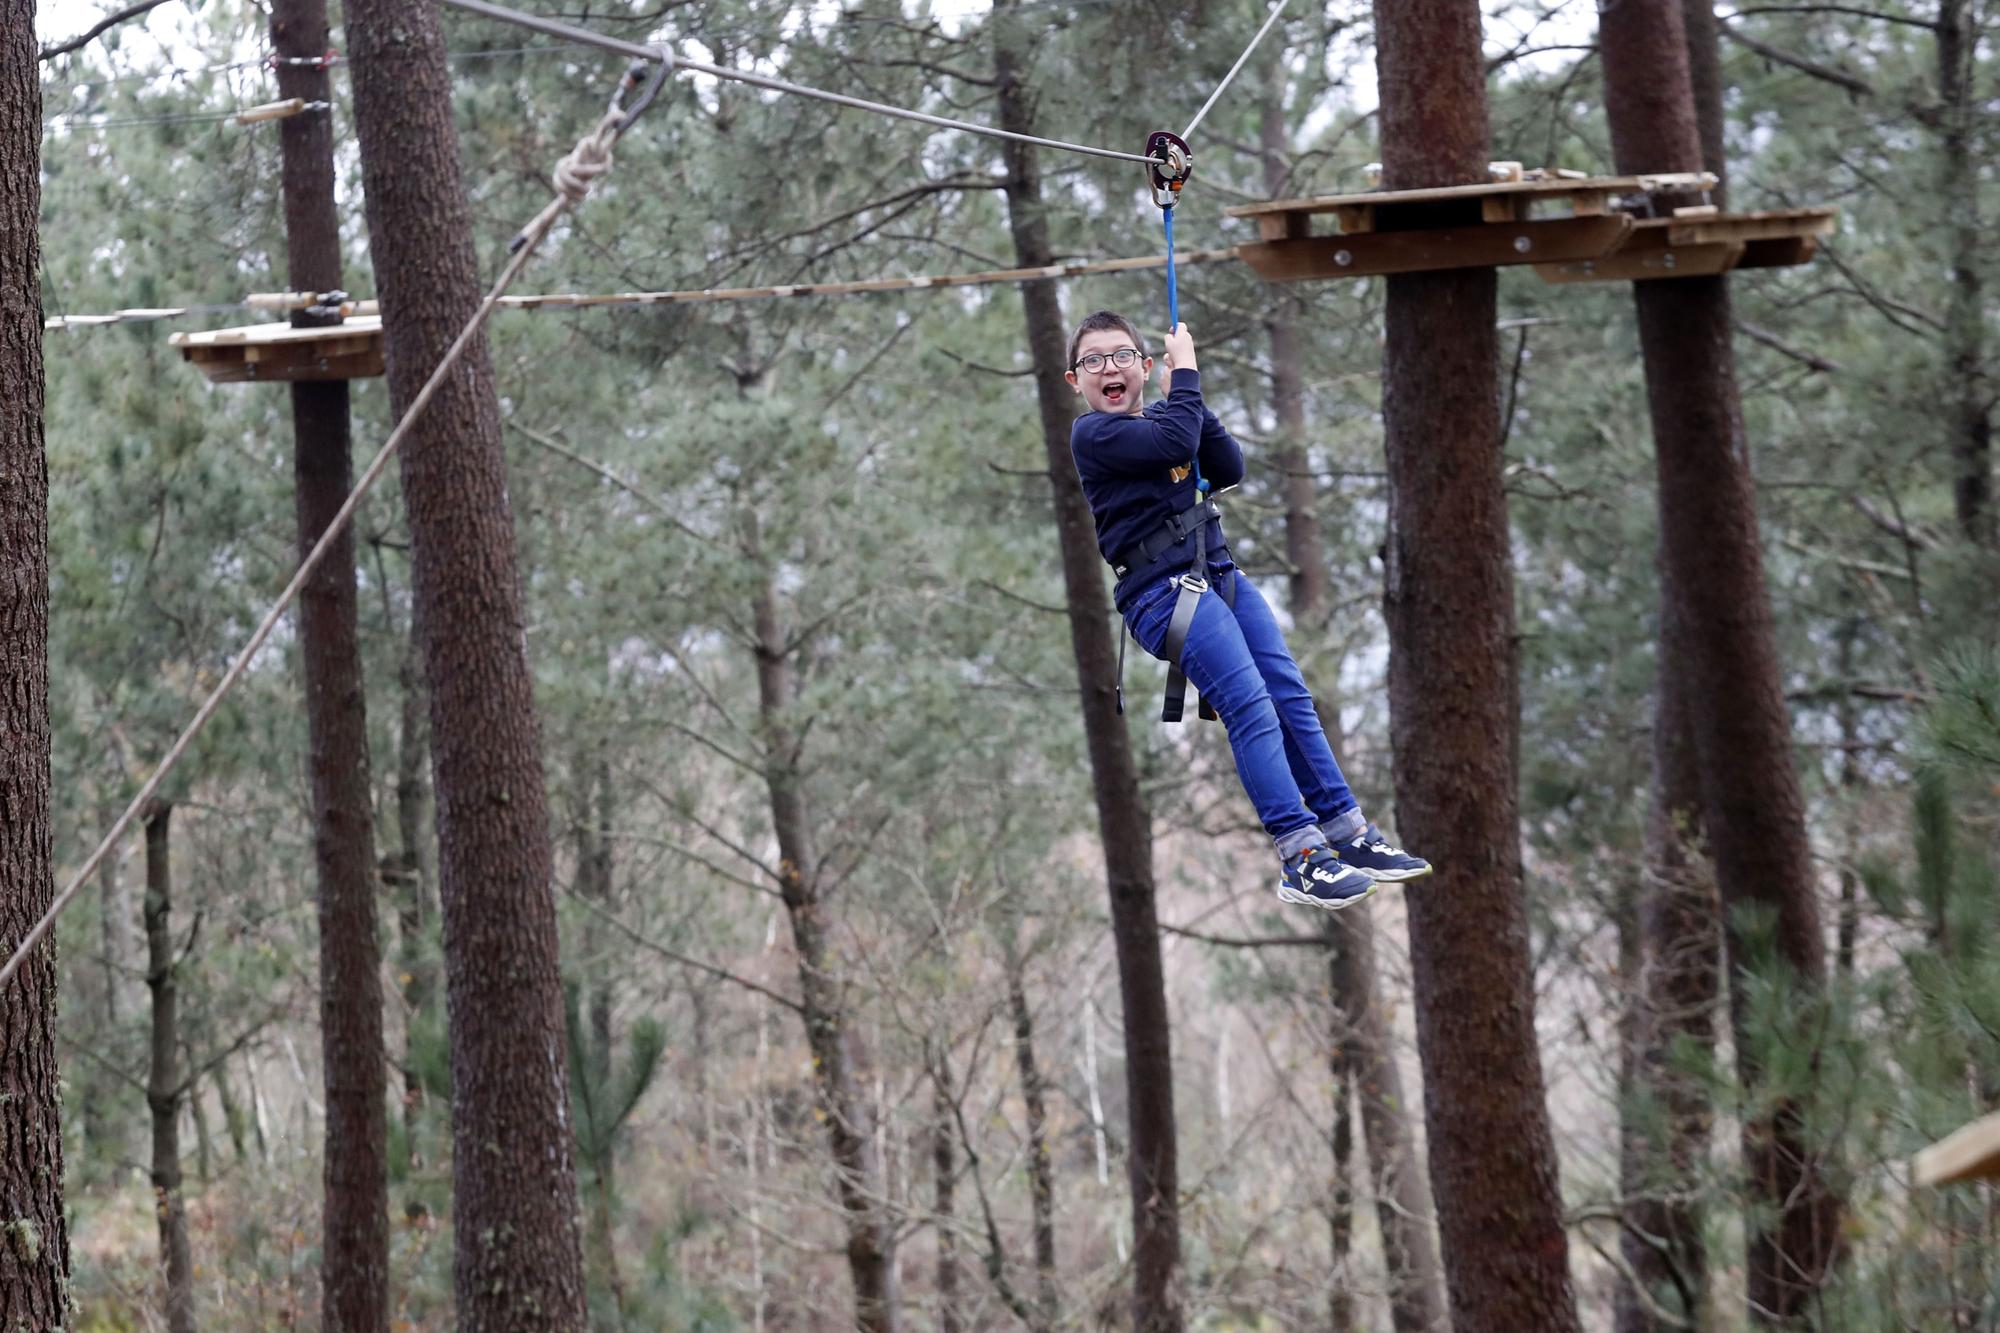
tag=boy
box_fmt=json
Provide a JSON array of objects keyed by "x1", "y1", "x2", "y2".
[{"x1": 1066, "y1": 311, "x2": 1431, "y2": 911}]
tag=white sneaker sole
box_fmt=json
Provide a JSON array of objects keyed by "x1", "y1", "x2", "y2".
[
  {"x1": 1352, "y1": 862, "x2": 1434, "y2": 884},
  {"x1": 1276, "y1": 880, "x2": 1379, "y2": 912}
]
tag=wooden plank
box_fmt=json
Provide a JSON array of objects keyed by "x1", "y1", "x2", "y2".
[
  {"x1": 1226, "y1": 172, "x2": 1716, "y2": 219},
  {"x1": 1913, "y1": 1112, "x2": 2000, "y2": 1187},
  {"x1": 1535, "y1": 241, "x2": 1744, "y2": 284},
  {"x1": 1668, "y1": 207, "x2": 1836, "y2": 247},
  {"x1": 1735, "y1": 235, "x2": 1822, "y2": 270},
  {"x1": 172, "y1": 316, "x2": 386, "y2": 384},
  {"x1": 191, "y1": 349, "x2": 384, "y2": 384},
  {"x1": 1237, "y1": 215, "x2": 1634, "y2": 283},
  {"x1": 1333, "y1": 203, "x2": 1375, "y2": 235},
  {"x1": 1258, "y1": 211, "x2": 1312, "y2": 242}
]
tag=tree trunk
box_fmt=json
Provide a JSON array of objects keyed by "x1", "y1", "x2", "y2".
[
  {"x1": 99, "y1": 817, "x2": 130, "y2": 1027},
  {"x1": 1001, "y1": 929, "x2": 1059, "y2": 1330},
  {"x1": 931, "y1": 1057, "x2": 963, "y2": 1333},
  {"x1": 0, "y1": 15, "x2": 70, "y2": 1310},
  {"x1": 1326, "y1": 1027, "x2": 1355, "y2": 1332},
  {"x1": 342, "y1": 0, "x2": 587, "y2": 1322},
  {"x1": 215, "y1": 1060, "x2": 250, "y2": 1164},
  {"x1": 1680, "y1": 0, "x2": 1726, "y2": 199},
  {"x1": 1261, "y1": 57, "x2": 1445, "y2": 1329},
  {"x1": 1371, "y1": 4, "x2": 1581, "y2": 1328},
  {"x1": 745, "y1": 516, "x2": 898, "y2": 1331},
  {"x1": 1597, "y1": 5, "x2": 1846, "y2": 1319},
  {"x1": 144, "y1": 803, "x2": 194, "y2": 1333},
  {"x1": 1937, "y1": 0, "x2": 1989, "y2": 544},
  {"x1": 392, "y1": 622, "x2": 438, "y2": 1156},
  {"x1": 1616, "y1": 586, "x2": 1718, "y2": 1332},
  {"x1": 991, "y1": 9, "x2": 1182, "y2": 1328},
  {"x1": 270, "y1": 0, "x2": 390, "y2": 1324},
  {"x1": 1834, "y1": 617, "x2": 1861, "y2": 977},
  {"x1": 572, "y1": 753, "x2": 626, "y2": 1329}
]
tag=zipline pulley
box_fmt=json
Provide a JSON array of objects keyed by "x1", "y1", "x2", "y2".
[{"x1": 1146, "y1": 130, "x2": 1193, "y2": 210}]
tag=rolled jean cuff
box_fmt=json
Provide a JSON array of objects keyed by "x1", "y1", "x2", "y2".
[
  {"x1": 1319, "y1": 807, "x2": 1365, "y2": 844},
  {"x1": 1275, "y1": 824, "x2": 1327, "y2": 859}
]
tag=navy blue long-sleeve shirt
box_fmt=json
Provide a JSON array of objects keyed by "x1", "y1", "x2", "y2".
[{"x1": 1069, "y1": 368, "x2": 1245, "y2": 609}]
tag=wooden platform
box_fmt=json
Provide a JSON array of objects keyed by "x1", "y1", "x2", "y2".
[
  {"x1": 170, "y1": 316, "x2": 384, "y2": 384},
  {"x1": 1226, "y1": 173, "x2": 1834, "y2": 286},
  {"x1": 1914, "y1": 1112, "x2": 2000, "y2": 1187},
  {"x1": 1537, "y1": 210, "x2": 1836, "y2": 284}
]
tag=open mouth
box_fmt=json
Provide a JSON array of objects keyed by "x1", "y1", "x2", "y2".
[{"x1": 1100, "y1": 380, "x2": 1129, "y2": 406}]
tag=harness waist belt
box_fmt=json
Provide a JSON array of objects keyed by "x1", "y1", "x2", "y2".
[{"x1": 1111, "y1": 496, "x2": 1222, "y2": 581}]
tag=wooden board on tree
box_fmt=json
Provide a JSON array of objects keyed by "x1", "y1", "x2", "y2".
[
  {"x1": 1535, "y1": 211, "x2": 1835, "y2": 285},
  {"x1": 1236, "y1": 215, "x2": 1635, "y2": 283},
  {"x1": 1913, "y1": 1112, "x2": 2000, "y2": 1187},
  {"x1": 170, "y1": 316, "x2": 385, "y2": 383},
  {"x1": 1226, "y1": 172, "x2": 1719, "y2": 240}
]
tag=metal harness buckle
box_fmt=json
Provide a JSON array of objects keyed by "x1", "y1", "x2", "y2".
[{"x1": 1174, "y1": 571, "x2": 1209, "y2": 596}]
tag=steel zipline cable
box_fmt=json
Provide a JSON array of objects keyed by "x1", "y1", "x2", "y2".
[
  {"x1": 1180, "y1": 0, "x2": 1297, "y2": 142},
  {"x1": 441, "y1": 0, "x2": 1163, "y2": 167}
]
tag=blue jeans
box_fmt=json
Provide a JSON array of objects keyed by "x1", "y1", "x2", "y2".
[{"x1": 1127, "y1": 569, "x2": 1359, "y2": 848}]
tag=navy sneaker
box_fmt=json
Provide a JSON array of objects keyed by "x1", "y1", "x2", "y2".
[
  {"x1": 1333, "y1": 823, "x2": 1433, "y2": 883},
  {"x1": 1278, "y1": 845, "x2": 1378, "y2": 911}
]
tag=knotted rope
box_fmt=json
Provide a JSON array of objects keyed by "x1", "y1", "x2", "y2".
[{"x1": 0, "y1": 65, "x2": 668, "y2": 993}]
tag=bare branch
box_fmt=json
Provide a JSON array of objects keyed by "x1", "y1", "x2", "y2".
[
  {"x1": 1734, "y1": 319, "x2": 1842, "y2": 373},
  {"x1": 1724, "y1": 4, "x2": 1936, "y2": 31},
  {"x1": 1718, "y1": 21, "x2": 1875, "y2": 95},
  {"x1": 566, "y1": 890, "x2": 804, "y2": 1014},
  {"x1": 40, "y1": 0, "x2": 175, "y2": 60}
]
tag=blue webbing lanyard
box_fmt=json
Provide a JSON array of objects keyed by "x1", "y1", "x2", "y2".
[{"x1": 1162, "y1": 204, "x2": 1206, "y2": 498}]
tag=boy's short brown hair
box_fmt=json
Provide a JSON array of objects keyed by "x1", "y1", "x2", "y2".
[{"x1": 1067, "y1": 310, "x2": 1148, "y2": 371}]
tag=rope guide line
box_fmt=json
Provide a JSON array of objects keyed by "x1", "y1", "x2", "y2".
[
  {"x1": 0, "y1": 62, "x2": 664, "y2": 994},
  {"x1": 48, "y1": 249, "x2": 1240, "y2": 330}
]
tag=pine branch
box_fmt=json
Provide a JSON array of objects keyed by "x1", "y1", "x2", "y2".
[
  {"x1": 40, "y1": 0, "x2": 176, "y2": 60},
  {"x1": 1718, "y1": 21, "x2": 1876, "y2": 96}
]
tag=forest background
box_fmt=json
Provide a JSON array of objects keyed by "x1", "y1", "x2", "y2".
[{"x1": 13, "y1": 0, "x2": 2000, "y2": 1327}]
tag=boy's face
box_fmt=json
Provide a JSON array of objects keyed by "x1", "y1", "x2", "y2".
[{"x1": 1065, "y1": 327, "x2": 1152, "y2": 416}]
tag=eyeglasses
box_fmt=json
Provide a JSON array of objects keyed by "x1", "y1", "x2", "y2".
[{"x1": 1073, "y1": 347, "x2": 1142, "y2": 374}]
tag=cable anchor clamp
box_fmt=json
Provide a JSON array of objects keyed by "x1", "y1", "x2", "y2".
[{"x1": 1146, "y1": 129, "x2": 1193, "y2": 210}]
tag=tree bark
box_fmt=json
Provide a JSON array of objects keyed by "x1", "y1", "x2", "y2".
[
  {"x1": 1680, "y1": 0, "x2": 1727, "y2": 200},
  {"x1": 1597, "y1": 4, "x2": 1846, "y2": 1319},
  {"x1": 1936, "y1": 0, "x2": 1989, "y2": 544},
  {"x1": 342, "y1": 0, "x2": 587, "y2": 1322},
  {"x1": 991, "y1": 9, "x2": 1182, "y2": 1328},
  {"x1": 745, "y1": 515, "x2": 898, "y2": 1332},
  {"x1": 931, "y1": 1057, "x2": 963, "y2": 1333},
  {"x1": 391, "y1": 621, "x2": 438, "y2": 1156},
  {"x1": 1616, "y1": 584, "x2": 1719, "y2": 1332},
  {"x1": 0, "y1": 13, "x2": 70, "y2": 1312},
  {"x1": 1371, "y1": 4, "x2": 1581, "y2": 1329},
  {"x1": 1001, "y1": 929, "x2": 1059, "y2": 1330},
  {"x1": 269, "y1": 0, "x2": 390, "y2": 1324},
  {"x1": 1260, "y1": 55, "x2": 1446, "y2": 1329},
  {"x1": 144, "y1": 803, "x2": 194, "y2": 1333}
]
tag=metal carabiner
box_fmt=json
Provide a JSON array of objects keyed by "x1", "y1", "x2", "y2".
[
  {"x1": 1145, "y1": 129, "x2": 1193, "y2": 210},
  {"x1": 614, "y1": 50, "x2": 673, "y2": 131}
]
